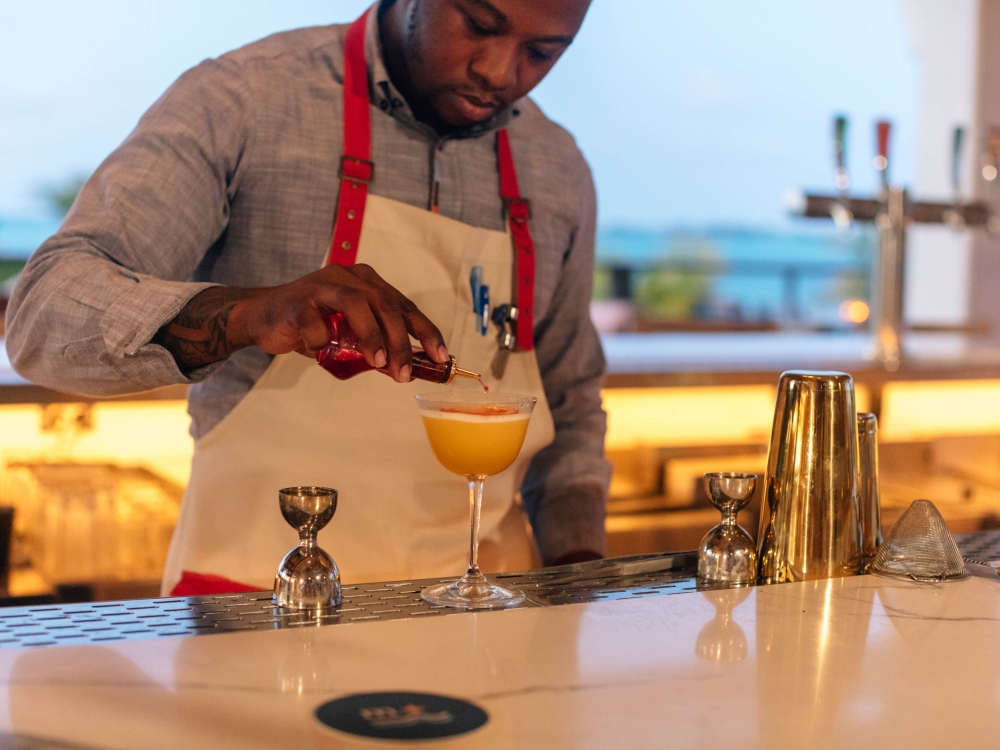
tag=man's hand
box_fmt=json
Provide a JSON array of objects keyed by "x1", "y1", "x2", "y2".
[{"x1": 153, "y1": 264, "x2": 448, "y2": 381}]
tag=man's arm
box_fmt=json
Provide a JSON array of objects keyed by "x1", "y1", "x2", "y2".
[
  {"x1": 7, "y1": 56, "x2": 447, "y2": 391},
  {"x1": 521, "y1": 160, "x2": 612, "y2": 566},
  {"x1": 153, "y1": 265, "x2": 449, "y2": 382},
  {"x1": 5, "y1": 58, "x2": 253, "y2": 397}
]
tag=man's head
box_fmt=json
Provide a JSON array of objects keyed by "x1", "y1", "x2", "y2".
[{"x1": 379, "y1": 0, "x2": 591, "y2": 130}]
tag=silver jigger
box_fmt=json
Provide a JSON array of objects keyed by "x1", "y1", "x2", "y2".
[
  {"x1": 758, "y1": 371, "x2": 863, "y2": 583},
  {"x1": 698, "y1": 472, "x2": 758, "y2": 585},
  {"x1": 695, "y1": 587, "x2": 752, "y2": 662},
  {"x1": 274, "y1": 487, "x2": 342, "y2": 610}
]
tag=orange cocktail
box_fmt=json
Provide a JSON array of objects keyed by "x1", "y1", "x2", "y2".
[
  {"x1": 415, "y1": 392, "x2": 537, "y2": 609},
  {"x1": 420, "y1": 405, "x2": 531, "y2": 477}
]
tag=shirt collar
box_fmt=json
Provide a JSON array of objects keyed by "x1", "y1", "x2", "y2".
[{"x1": 363, "y1": 3, "x2": 515, "y2": 139}]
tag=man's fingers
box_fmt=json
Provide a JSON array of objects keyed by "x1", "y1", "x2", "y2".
[
  {"x1": 400, "y1": 297, "x2": 449, "y2": 363},
  {"x1": 370, "y1": 297, "x2": 414, "y2": 382},
  {"x1": 295, "y1": 307, "x2": 333, "y2": 355},
  {"x1": 285, "y1": 266, "x2": 446, "y2": 381},
  {"x1": 310, "y1": 286, "x2": 386, "y2": 368},
  {"x1": 337, "y1": 267, "x2": 413, "y2": 380}
]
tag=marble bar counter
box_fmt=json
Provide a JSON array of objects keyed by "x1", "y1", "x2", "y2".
[{"x1": 2, "y1": 538, "x2": 1000, "y2": 749}]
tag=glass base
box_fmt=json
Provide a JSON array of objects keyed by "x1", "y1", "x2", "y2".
[{"x1": 421, "y1": 573, "x2": 525, "y2": 610}]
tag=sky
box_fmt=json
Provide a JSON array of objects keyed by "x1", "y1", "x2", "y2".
[{"x1": 0, "y1": 1, "x2": 920, "y2": 229}]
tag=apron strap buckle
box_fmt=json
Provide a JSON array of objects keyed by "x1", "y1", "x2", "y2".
[
  {"x1": 339, "y1": 155, "x2": 375, "y2": 184},
  {"x1": 504, "y1": 197, "x2": 532, "y2": 224}
]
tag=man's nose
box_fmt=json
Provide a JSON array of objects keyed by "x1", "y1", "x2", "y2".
[{"x1": 469, "y1": 41, "x2": 518, "y2": 92}]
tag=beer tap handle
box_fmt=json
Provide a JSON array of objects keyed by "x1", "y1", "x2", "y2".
[
  {"x1": 952, "y1": 125, "x2": 965, "y2": 200},
  {"x1": 829, "y1": 115, "x2": 852, "y2": 228},
  {"x1": 834, "y1": 115, "x2": 849, "y2": 193},
  {"x1": 875, "y1": 120, "x2": 891, "y2": 192},
  {"x1": 983, "y1": 126, "x2": 1000, "y2": 183},
  {"x1": 943, "y1": 126, "x2": 967, "y2": 228}
]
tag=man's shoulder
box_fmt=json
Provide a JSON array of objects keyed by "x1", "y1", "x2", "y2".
[
  {"x1": 511, "y1": 99, "x2": 586, "y2": 158},
  {"x1": 508, "y1": 98, "x2": 593, "y2": 192},
  {"x1": 215, "y1": 23, "x2": 349, "y2": 80}
]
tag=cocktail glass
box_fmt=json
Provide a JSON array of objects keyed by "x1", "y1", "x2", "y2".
[{"x1": 415, "y1": 392, "x2": 536, "y2": 609}]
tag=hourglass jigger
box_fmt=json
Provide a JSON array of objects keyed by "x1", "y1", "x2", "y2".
[
  {"x1": 698, "y1": 473, "x2": 758, "y2": 585},
  {"x1": 274, "y1": 487, "x2": 342, "y2": 610}
]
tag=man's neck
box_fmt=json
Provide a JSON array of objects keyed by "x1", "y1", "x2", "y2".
[{"x1": 377, "y1": 0, "x2": 447, "y2": 133}]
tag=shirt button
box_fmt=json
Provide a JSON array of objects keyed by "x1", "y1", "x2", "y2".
[
  {"x1": 392, "y1": 98, "x2": 402, "y2": 108},
  {"x1": 347, "y1": 209, "x2": 356, "y2": 220},
  {"x1": 379, "y1": 100, "x2": 389, "y2": 111}
]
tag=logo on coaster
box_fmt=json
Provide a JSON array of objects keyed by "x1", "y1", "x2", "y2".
[{"x1": 315, "y1": 692, "x2": 489, "y2": 740}]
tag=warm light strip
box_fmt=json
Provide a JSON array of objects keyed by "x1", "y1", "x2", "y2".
[
  {"x1": 602, "y1": 384, "x2": 870, "y2": 450},
  {"x1": 0, "y1": 401, "x2": 194, "y2": 486},
  {"x1": 8, "y1": 377, "x2": 989, "y2": 491},
  {"x1": 602, "y1": 386, "x2": 777, "y2": 449},
  {"x1": 880, "y1": 379, "x2": 1000, "y2": 441}
]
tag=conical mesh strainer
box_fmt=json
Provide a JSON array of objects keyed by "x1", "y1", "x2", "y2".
[{"x1": 868, "y1": 499, "x2": 967, "y2": 581}]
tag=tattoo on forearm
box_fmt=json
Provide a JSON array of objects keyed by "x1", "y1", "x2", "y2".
[{"x1": 154, "y1": 287, "x2": 256, "y2": 372}]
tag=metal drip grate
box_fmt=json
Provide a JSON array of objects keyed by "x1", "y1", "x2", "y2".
[
  {"x1": 954, "y1": 529, "x2": 1000, "y2": 564},
  {"x1": 0, "y1": 551, "x2": 700, "y2": 650},
  {"x1": 0, "y1": 532, "x2": 994, "y2": 651}
]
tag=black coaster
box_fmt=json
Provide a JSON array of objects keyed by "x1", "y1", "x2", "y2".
[{"x1": 315, "y1": 691, "x2": 489, "y2": 741}]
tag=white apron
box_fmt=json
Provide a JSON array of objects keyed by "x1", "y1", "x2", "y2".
[{"x1": 162, "y1": 192, "x2": 555, "y2": 592}]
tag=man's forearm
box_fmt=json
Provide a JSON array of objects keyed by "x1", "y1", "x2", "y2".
[
  {"x1": 530, "y1": 482, "x2": 608, "y2": 566},
  {"x1": 152, "y1": 287, "x2": 257, "y2": 372}
]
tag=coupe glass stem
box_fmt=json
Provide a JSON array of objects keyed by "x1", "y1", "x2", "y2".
[{"x1": 465, "y1": 475, "x2": 486, "y2": 579}]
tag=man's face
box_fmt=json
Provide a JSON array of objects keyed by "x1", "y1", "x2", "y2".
[{"x1": 394, "y1": 0, "x2": 591, "y2": 128}]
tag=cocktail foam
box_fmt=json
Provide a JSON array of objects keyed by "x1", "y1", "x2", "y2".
[{"x1": 423, "y1": 408, "x2": 529, "y2": 424}]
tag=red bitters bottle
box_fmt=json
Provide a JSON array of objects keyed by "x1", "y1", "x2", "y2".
[{"x1": 316, "y1": 311, "x2": 480, "y2": 384}]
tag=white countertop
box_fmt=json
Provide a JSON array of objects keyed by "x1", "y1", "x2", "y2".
[{"x1": 0, "y1": 573, "x2": 997, "y2": 749}]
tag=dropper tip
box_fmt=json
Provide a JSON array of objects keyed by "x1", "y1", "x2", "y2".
[{"x1": 453, "y1": 366, "x2": 481, "y2": 380}]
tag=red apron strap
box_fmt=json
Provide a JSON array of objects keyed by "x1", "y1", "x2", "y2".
[
  {"x1": 327, "y1": 10, "x2": 373, "y2": 267},
  {"x1": 328, "y1": 18, "x2": 535, "y2": 351},
  {"x1": 496, "y1": 128, "x2": 536, "y2": 351}
]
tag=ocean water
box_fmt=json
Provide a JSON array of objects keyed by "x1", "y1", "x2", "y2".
[
  {"x1": 595, "y1": 225, "x2": 876, "y2": 326},
  {"x1": 0, "y1": 215, "x2": 873, "y2": 326},
  {"x1": 0, "y1": 216, "x2": 61, "y2": 260}
]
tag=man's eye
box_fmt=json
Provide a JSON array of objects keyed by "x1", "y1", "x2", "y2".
[
  {"x1": 527, "y1": 47, "x2": 556, "y2": 63},
  {"x1": 465, "y1": 14, "x2": 498, "y2": 37}
]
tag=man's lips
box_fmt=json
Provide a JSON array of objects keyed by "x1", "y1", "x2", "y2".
[{"x1": 454, "y1": 92, "x2": 502, "y2": 121}]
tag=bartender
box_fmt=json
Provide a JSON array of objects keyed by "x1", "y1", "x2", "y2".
[{"x1": 5, "y1": 0, "x2": 610, "y2": 595}]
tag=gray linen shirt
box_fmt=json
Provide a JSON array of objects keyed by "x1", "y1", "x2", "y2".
[{"x1": 5, "y1": 12, "x2": 611, "y2": 561}]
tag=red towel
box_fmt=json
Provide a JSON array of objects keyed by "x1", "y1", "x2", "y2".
[{"x1": 170, "y1": 571, "x2": 263, "y2": 597}]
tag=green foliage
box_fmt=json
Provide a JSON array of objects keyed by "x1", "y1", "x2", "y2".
[
  {"x1": 592, "y1": 265, "x2": 612, "y2": 300},
  {"x1": 825, "y1": 226, "x2": 875, "y2": 304},
  {"x1": 636, "y1": 237, "x2": 719, "y2": 320},
  {"x1": 42, "y1": 174, "x2": 89, "y2": 217},
  {"x1": 0, "y1": 260, "x2": 24, "y2": 284}
]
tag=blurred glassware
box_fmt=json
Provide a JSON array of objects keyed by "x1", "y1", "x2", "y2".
[
  {"x1": 857, "y1": 412, "x2": 883, "y2": 564},
  {"x1": 0, "y1": 462, "x2": 181, "y2": 584},
  {"x1": 868, "y1": 499, "x2": 967, "y2": 582}
]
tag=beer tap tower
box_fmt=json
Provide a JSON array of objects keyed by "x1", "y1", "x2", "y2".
[{"x1": 792, "y1": 117, "x2": 995, "y2": 371}]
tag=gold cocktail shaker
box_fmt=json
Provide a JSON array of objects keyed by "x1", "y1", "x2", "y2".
[{"x1": 758, "y1": 371, "x2": 863, "y2": 583}]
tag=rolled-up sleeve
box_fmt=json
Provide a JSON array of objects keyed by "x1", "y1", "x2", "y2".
[
  {"x1": 521, "y1": 163, "x2": 612, "y2": 563},
  {"x1": 5, "y1": 56, "x2": 253, "y2": 397}
]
